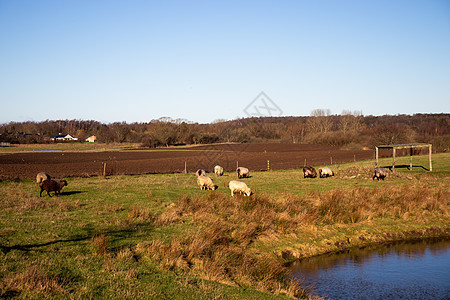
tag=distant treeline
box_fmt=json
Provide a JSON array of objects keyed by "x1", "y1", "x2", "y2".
[{"x1": 1, "y1": 112, "x2": 449, "y2": 151}]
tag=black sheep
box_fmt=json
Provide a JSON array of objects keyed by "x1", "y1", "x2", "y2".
[{"x1": 40, "y1": 179, "x2": 68, "y2": 197}]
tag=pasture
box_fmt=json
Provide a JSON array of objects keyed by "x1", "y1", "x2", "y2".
[{"x1": 0, "y1": 153, "x2": 448, "y2": 298}]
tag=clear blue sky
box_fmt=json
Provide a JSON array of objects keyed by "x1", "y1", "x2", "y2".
[{"x1": 1, "y1": 0, "x2": 449, "y2": 124}]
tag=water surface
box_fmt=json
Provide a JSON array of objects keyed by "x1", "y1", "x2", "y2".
[{"x1": 292, "y1": 239, "x2": 450, "y2": 299}]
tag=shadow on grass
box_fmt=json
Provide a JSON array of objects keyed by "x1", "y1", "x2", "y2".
[
  {"x1": 60, "y1": 191, "x2": 87, "y2": 196},
  {"x1": 39, "y1": 190, "x2": 87, "y2": 197},
  {"x1": 384, "y1": 165, "x2": 430, "y2": 171},
  {"x1": 0, "y1": 222, "x2": 154, "y2": 254}
]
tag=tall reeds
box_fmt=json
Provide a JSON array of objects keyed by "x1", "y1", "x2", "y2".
[{"x1": 138, "y1": 182, "x2": 448, "y2": 298}]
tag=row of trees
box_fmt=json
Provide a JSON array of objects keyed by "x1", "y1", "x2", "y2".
[{"x1": 1, "y1": 112, "x2": 449, "y2": 151}]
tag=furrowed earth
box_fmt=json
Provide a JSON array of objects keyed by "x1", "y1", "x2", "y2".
[{"x1": 0, "y1": 143, "x2": 374, "y2": 180}]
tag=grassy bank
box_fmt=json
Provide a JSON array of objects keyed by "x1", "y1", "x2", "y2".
[{"x1": 1, "y1": 153, "x2": 448, "y2": 298}]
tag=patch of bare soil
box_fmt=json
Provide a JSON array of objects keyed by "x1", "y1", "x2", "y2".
[{"x1": 0, "y1": 143, "x2": 373, "y2": 180}]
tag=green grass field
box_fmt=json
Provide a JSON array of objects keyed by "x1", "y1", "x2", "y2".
[{"x1": 1, "y1": 153, "x2": 449, "y2": 299}]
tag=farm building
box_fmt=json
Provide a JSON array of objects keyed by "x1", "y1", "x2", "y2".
[
  {"x1": 51, "y1": 134, "x2": 78, "y2": 141},
  {"x1": 85, "y1": 135, "x2": 96, "y2": 143}
]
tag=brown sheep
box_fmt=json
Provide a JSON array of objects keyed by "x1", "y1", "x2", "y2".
[
  {"x1": 40, "y1": 179, "x2": 68, "y2": 197},
  {"x1": 302, "y1": 166, "x2": 317, "y2": 178}
]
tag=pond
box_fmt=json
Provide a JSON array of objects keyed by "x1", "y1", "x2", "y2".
[{"x1": 291, "y1": 239, "x2": 450, "y2": 299}]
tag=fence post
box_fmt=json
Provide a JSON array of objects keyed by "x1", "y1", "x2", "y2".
[
  {"x1": 410, "y1": 147, "x2": 413, "y2": 171},
  {"x1": 392, "y1": 148, "x2": 396, "y2": 172},
  {"x1": 375, "y1": 147, "x2": 379, "y2": 167},
  {"x1": 429, "y1": 144, "x2": 432, "y2": 171}
]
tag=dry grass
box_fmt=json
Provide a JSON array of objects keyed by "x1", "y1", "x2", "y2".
[
  {"x1": 135, "y1": 182, "x2": 448, "y2": 298},
  {"x1": 0, "y1": 264, "x2": 71, "y2": 297},
  {"x1": 128, "y1": 206, "x2": 153, "y2": 222},
  {"x1": 154, "y1": 207, "x2": 183, "y2": 225},
  {"x1": 138, "y1": 222, "x2": 308, "y2": 297},
  {"x1": 0, "y1": 183, "x2": 54, "y2": 212},
  {"x1": 92, "y1": 233, "x2": 109, "y2": 256},
  {"x1": 315, "y1": 183, "x2": 448, "y2": 224}
]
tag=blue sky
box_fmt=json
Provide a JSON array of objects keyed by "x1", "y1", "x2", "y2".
[{"x1": 0, "y1": 0, "x2": 449, "y2": 124}]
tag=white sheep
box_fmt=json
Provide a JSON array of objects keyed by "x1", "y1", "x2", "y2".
[
  {"x1": 236, "y1": 167, "x2": 249, "y2": 178},
  {"x1": 196, "y1": 169, "x2": 206, "y2": 177},
  {"x1": 197, "y1": 175, "x2": 216, "y2": 190},
  {"x1": 214, "y1": 165, "x2": 224, "y2": 176},
  {"x1": 36, "y1": 172, "x2": 51, "y2": 186},
  {"x1": 318, "y1": 167, "x2": 334, "y2": 178},
  {"x1": 229, "y1": 180, "x2": 251, "y2": 196}
]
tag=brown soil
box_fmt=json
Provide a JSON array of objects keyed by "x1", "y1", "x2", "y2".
[{"x1": 0, "y1": 143, "x2": 373, "y2": 181}]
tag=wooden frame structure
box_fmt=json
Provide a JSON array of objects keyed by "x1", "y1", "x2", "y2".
[{"x1": 375, "y1": 143, "x2": 432, "y2": 172}]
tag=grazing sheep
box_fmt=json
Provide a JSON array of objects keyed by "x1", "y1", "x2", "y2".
[
  {"x1": 302, "y1": 166, "x2": 317, "y2": 178},
  {"x1": 373, "y1": 167, "x2": 387, "y2": 181},
  {"x1": 318, "y1": 167, "x2": 334, "y2": 178},
  {"x1": 197, "y1": 175, "x2": 216, "y2": 190},
  {"x1": 214, "y1": 165, "x2": 224, "y2": 176},
  {"x1": 229, "y1": 180, "x2": 251, "y2": 196},
  {"x1": 196, "y1": 169, "x2": 206, "y2": 177},
  {"x1": 40, "y1": 179, "x2": 68, "y2": 197},
  {"x1": 236, "y1": 167, "x2": 250, "y2": 178},
  {"x1": 36, "y1": 172, "x2": 51, "y2": 186}
]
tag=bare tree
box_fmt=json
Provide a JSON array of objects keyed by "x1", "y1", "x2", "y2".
[
  {"x1": 285, "y1": 122, "x2": 306, "y2": 143},
  {"x1": 350, "y1": 110, "x2": 363, "y2": 131},
  {"x1": 309, "y1": 109, "x2": 332, "y2": 133},
  {"x1": 339, "y1": 110, "x2": 352, "y2": 134},
  {"x1": 339, "y1": 110, "x2": 362, "y2": 134}
]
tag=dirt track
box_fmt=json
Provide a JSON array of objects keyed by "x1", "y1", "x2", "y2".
[{"x1": 0, "y1": 143, "x2": 374, "y2": 181}]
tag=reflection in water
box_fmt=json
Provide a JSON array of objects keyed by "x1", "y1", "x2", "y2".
[{"x1": 291, "y1": 239, "x2": 450, "y2": 299}]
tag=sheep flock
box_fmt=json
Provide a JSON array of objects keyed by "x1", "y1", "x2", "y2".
[{"x1": 35, "y1": 162, "x2": 388, "y2": 199}]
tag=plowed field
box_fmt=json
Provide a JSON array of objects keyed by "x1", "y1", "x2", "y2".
[{"x1": 0, "y1": 143, "x2": 373, "y2": 180}]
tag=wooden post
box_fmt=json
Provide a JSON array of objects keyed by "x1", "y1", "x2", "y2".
[
  {"x1": 184, "y1": 161, "x2": 187, "y2": 173},
  {"x1": 304, "y1": 158, "x2": 306, "y2": 167},
  {"x1": 429, "y1": 144, "x2": 432, "y2": 171},
  {"x1": 103, "y1": 162, "x2": 106, "y2": 177},
  {"x1": 410, "y1": 147, "x2": 413, "y2": 171},
  {"x1": 354, "y1": 154, "x2": 356, "y2": 162},
  {"x1": 392, "y1": 148, "x2": 396, "y2": 172},
  {"x1": 267, "y1": 160, "x2": 270, "y2": 171},
  {"x1": 375, "y1": 147, "x2": 379, "y2": 167},
  {"x1": 330, "y1": 157, "x2": 333, "y2": 165},
  {"x1": 236, "y1": 161, "x2": 239, "y2": 169}
]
